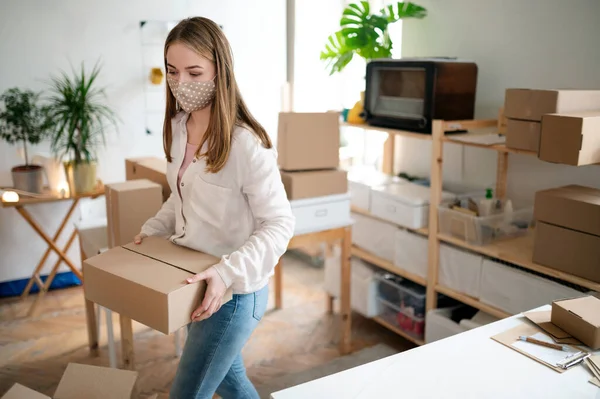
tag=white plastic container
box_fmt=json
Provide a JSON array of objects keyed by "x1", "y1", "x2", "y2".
[
  {"x1": 438, "y1": 244, "x2": 483, "y2": 299},
  {"x1": 438, "y1": 203, "x2": 534, "y2": 245},
  {"x1": 371, "y1": 182, "x2": 455, "y2": 229},
  {"x1": 425, "y1": 307, "x2": 499, "y2": 344},
  {"x1": 351, "y1": 212, "x2": 398, "y2": 262},
  {"x1": 425, "y1": 307, "x2": 467, "y2": 343},
  {"x1": 291, "y1": 193, "x2": 352, "y2": 235},
  {"x1": 347, "y1": 168, "x2": 407, "y2": 211},
  {"x1": 479, "y1": 259, "x2": 585, "y2": 315},
  {"x1": 323, "y1": 251, "x2": 379, "y2": 318},
  {"x1": 394, "y1": 229, "x2": 429, "y2": 280}
]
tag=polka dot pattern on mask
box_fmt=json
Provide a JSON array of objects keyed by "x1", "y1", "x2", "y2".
[{"x1": 167, "y1": 77, "x2": 216, "y2": 113}]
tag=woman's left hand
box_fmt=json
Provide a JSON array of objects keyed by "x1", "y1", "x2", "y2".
[{"x1": 187, "y1": 267, "x2": 227, "y2": 322}]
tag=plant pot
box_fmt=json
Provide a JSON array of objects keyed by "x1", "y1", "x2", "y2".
[
  {"x1": 11, "y1": 164, "x2": 45, "y2": 194},
  {"x1": 64, "y1": 161, "x2": 97, "y2": 195}
]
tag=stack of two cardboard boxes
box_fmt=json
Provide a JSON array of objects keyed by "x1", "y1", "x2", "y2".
[
  {"x1": 277, "y1": 112, "x2": 351, "y2": 234},
  {"x1": 504, "y1": 89, "x2": 600, "y2": 165},
  {"x1": 533, "y1": 185, "x2": 600, "y2": 284}
]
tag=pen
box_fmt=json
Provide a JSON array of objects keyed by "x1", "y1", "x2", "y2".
[{"x1": 519, "y1": 335, "x2": 567, "y2": 351}]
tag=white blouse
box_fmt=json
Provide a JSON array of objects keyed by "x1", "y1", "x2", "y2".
[{"x1": 140, "y1": 112, "x2": 295, "y2": 294}]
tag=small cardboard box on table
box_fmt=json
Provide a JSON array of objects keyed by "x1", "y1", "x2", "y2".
[
  {"x1": 1, "y1": 363, "x2": 138, "y2": 399},
  {"x1": 83, "y1": 236, "x2": 233, "y2": 334}
]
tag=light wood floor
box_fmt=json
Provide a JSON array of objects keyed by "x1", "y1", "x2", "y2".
[{"x1": 0, "y1": 255, "x2": 414, "y2": 398}]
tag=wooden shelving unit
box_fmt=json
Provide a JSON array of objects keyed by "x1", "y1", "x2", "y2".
[
  {"x1": 344, "y1": 118, "x2": 599, "y2": 345},
  {"x1": 372, "y1": 316, "x2": 425, "y2": 346}
]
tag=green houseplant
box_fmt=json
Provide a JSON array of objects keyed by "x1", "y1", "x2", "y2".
[
  {"x1": 321, "y1": 1, "x2": 427, "y2": 76},
  {"x1": 0, "y1": 88, "x2": 55, "y2": 193},
  {"x1": 47, "y1": 62, "x2": 117, "y2": 194}
]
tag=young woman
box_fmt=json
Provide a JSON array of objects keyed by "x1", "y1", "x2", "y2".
[{"x1": 134, "y1": 17, "x2": 295, "y2": 399}]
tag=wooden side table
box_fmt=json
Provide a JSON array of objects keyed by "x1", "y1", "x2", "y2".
[{"x1": 1, "y1": 185, "x2": 105, "y2": 316}]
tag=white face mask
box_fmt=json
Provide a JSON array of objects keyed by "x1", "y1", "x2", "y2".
[{"x1": 167, "y1": 76, "x2": 216, "y2": 113}]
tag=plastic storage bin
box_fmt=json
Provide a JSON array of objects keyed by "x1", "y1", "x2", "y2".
[
  {"x1": 438, "y1": 203, "x2": 534, "y2": 245},
  {"x1": 376, "y1": 273, "x2": 427, "y2": 318},
  {"x1": 348, "y1": 168, "x2": 407, "y2": 211},
  {"x1": 291, "y1": 193, "x2": 351, "y2": 235},
  {"x1": 371, "y1": 182, "x2": 456, "y2": 229},
  {"x1": 377, "y1": 297, "x2": 425, "y2": 339}
]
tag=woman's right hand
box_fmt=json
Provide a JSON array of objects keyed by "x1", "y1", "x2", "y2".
[{"x1": 134, "y1": 233, "x2": 147, "y2": 244}]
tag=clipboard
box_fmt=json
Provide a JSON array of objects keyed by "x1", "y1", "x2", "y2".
[{"x1": 491, "y1": 322, "x2": 582, "y2": 373}]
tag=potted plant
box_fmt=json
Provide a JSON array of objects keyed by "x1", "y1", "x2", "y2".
[
  {"x1": 320, "y1": 1, "x2": 427, "y2": 75},
  {"x1": 46, "y1": 62, "x2": 118, "y2": 195},
  {"x1": 0, "y1": 88, "x2": 55, "y2": 194}
]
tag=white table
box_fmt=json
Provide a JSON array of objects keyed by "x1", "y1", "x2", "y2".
[{"x1": 271, "y1": 305, "x2": 600, "y2": 399}]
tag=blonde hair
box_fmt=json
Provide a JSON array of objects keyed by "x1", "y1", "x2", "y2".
[{"x1": 163, "y1": 17, "x2": 272, "y2": 172}]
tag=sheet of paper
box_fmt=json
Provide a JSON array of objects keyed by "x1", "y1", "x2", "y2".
[{"x1": 512, "y1": 332, "x2": 579, "y2": 367}]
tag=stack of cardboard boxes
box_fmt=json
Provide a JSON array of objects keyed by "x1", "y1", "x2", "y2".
[
  {"x1": 533, "y1": 185, "x2": 600, "y2": 284},
  {"x1": 277, "y1": 112, "x2": 351, "y2": 234},
  {"x1": 504, "y1": 89, "x2": 600, "y2": 165}
]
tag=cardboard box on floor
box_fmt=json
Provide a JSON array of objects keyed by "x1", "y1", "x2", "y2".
[
  {"x1": 551, "y1": 296, "x2": 600, "y2": 350},
  {"x1": 277, "y1": 112, "x2": 340, "y2": 171},
  {"x1": 539, "y1": 111, "x2": 600, "y2": 166},
  {"x1": 505, "y1": 119, "x2": 540, "y2": 152},
  {"x1": 105, "y1": 180, "x2": 163, "y2": 248},
  {"x1": 1, "y1": 363, "x2": 138, "y2": 399},
  {"x1": 504, "y1": 89, "x2": 600, "y2": 122},
  {"x1": 532, "y1": 222, "x2": 600, "y2": 284},
  {"x1": 125, "y1": 157, "x2": 170, "y2": 202},
  {"x1": 534, "y1": 185, "x2": 600, "y2": 237},
  {"x1": 84, "y1": 236, "x2": 233, "y2": 334},
  {"x1": 281, "y1": 169, "x2": 348, "y2": 200}
]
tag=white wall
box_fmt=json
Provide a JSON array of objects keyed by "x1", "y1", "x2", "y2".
[
  {"x1": 398, "y1": 0, "x2": 600, "y2": 206},
  {"x1": 0, "y1": 0, "x2": 285, "y2": 282}
]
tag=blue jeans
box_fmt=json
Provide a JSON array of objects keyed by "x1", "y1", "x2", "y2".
[{"x1": 170, "y1": 285, "x2": 269, "y2": 399}]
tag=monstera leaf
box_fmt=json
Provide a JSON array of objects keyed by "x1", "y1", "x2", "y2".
[
  {"x1": 321, "y1": 1, "x2": 427, "y2": 75},
  {"x1": 381, "y1": 2, "x2": 427, "y2": 22},
  {"x1": 320, "y1": 30, "x2": 355, "y2": 76}
]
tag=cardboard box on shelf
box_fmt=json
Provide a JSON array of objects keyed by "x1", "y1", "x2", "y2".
[
  {"x1": 534, "y1": 185, "x2": 600, "y2": 237},
  {"x1": 504, "y1": 89, "x2": 600, "y2": 122},
  {"x1": 505, "y1": 119, "x2": 540, "y2": 152},
  {"x1": 539, "y1": 111, "x2": 600, "y2": 166},
  {"x1": 277, "y1": 112, "x2": 340, "y2": 171},
  {"x1": 1, "y1": 363, "x2": 138, "y2": 399},
  {"x1": 105, "y1": 180, "x2": 163, "y2": 248},
  {"x1": 125, "y1": 157, "x2": 170, "y2": 202},
  {"x1": 551, "y1": 296, "x2": 600, "y2": 350},
  {"x1": 533, "y1": 222, "x2": 600, "y2": 284},
  {"x1": 83, "y1": 236, "x2": 233, "y2": 334},
  {"x1": 281, "y1": 169, "x2": 347, "y2": 200}
]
